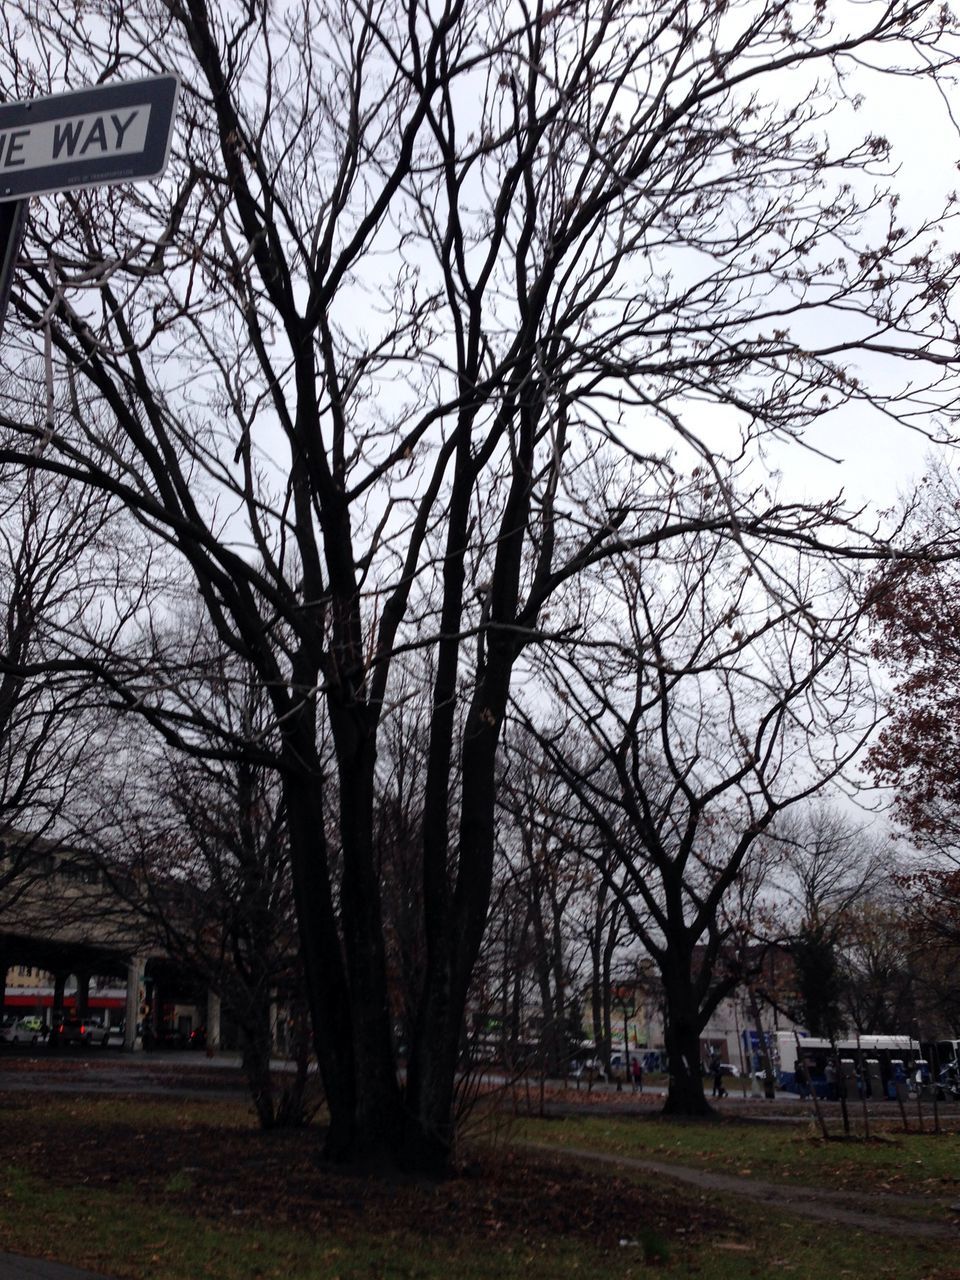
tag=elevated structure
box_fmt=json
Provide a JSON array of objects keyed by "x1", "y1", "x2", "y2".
[{"x1": 0, "y1": 833, "x2": 217, "y2": 1049}]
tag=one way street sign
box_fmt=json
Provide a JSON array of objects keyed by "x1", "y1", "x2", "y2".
[
  {"x1": 0, "y1": 74, "x2": 179, "y2": 341},
  {"x1": 0, "y1": 74, "x2": 179, "y2": 203}
]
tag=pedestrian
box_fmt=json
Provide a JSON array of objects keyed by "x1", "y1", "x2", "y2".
[
  {"x1": 891, "y1": 1059, "x2": 907, "y2": 1102},
  {"x1": 794, "y1": 1058, "x2": 809, "y2": 1100},
  {"x1": 631, "y1": 1056, "x2": 643, "y2": 1092},
  {"x1": 824, "y1": 1059, "x2": 837, "y2": 1101},
  {"x1": 711, "y1": 1053, "x2": 726, "y2": 1098}
]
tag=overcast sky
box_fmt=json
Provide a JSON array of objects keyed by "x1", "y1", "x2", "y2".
[{"x1": 768, "y1": 64, "x2": 958, "y2": 517}]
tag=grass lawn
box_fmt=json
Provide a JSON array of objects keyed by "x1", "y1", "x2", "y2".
[
  {"x1": 0, "y1": 1092, "x2": 955, "y2": 1279},
  {"x1": 516, "y1": 1111, "x2": 960, "y2": 1196}
]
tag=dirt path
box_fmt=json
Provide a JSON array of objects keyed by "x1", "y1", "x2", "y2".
[{"x1": 525, "y1": 1142, "x2": 960, "y2": 1239}]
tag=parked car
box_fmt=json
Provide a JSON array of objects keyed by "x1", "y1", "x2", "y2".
[
  {"x1": 569, "y1": 1056, "x2": 606, "y2": 1081},
  {"x1": 49, "y1": 1016, "x2": 112, "y2": 1048},
  {"x1": 142, "y1": 1024, "x2": 187, "y2": 1050},
  {"x1": 15, "y1": 1015, "x2": 46, "y2": 1043},
  {"x1": 0, "y1": 1014, "x2": 46, "y2": 1044},
  {"x1": 703, "y1": 1060, "x2": 740, "y2": 1078},
  {"x1": 0, "y1": 1014, "x2": 23, "y2": 1043}
]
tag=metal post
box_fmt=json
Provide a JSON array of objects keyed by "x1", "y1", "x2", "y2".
[
  {"x1": 0, "y1": 199, "x2": 27, "y2": 343},
  {"x1": 930, "y1": 1040, "x2": 942, "y2": 1136},
  {"x1": 796, "y1": 1030, "x2": 829, "y2": 1140},
  {"x1": 856, "y1": 1033, "x2": 870, "y2": 1139},
  {"x1": 623, "y1": 1004, "x2": 629, "y2": 1089}
]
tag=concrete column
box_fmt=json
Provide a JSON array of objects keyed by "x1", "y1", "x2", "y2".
[
  {"x1": 146, "y1": 978, "x2": 159, "y2": 1039},
  {"x1": 76, "y1": 972, "x2": 90, "y2": 1019},
  {"x1": 53, "y1": 971, "x2": 66, "y2": 1016},
  {"x1": 124, "y1": 957, "x2": 145, "y2": 1051},
  {"x1": 205, "y1": 989, "x2": 221, "y2": 1052}
]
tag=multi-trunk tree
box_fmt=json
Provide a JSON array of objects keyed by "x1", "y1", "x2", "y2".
[{"x1": 0, "y1": 0, "x2": 958, "y2": 1166}]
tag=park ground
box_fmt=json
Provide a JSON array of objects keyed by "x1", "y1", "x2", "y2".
[{"x1": 0, "y1": 1054, "x2": 957, "y2": 1279}]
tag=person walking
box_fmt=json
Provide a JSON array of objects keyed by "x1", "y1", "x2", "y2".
[
  {"x1": 631, "y1": 1056, "x2": 643, "y2": 1092},
  {"x1": 794, "y1": 1058, "x2": 810, "y2": 1100},
  {"x1": 711, "y1": 1053, "x2": 726, "y2": 1099},
  {"x1": 824, "y1": 1059, "x2": 838, "y2": 1101}
]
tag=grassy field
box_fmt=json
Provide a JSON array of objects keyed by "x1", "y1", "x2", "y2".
[
  {"x1": 0, "y1": 1092, "x2": 956, "y2": 1279},
  {"x1": 517, "y1": 1110, "x2": 960, "y2": 1193},
  {"x1": 0, "y1": 1165, "x2": 628, "y2": 1280}
]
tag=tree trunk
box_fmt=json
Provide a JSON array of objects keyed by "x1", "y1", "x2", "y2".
[
  {"x1": 404, "y1": 696, "x2": 504, "y2": 1171},
  {"x1": 283, "y1": 690, "x2": 408, "y2": 1165},
  {"x1": 283, "y1": 780, "x2": 359, "y2": 1158},
  {"x1": 240, "y1": 1010, "x2": 277, "y2": 1129},
  {"x1": 747, "y1": 985, "x2": 776, "y2": 1099},
  {"x1": 333, "y1": 715, "x2": 405, "y2": 1158},
  {"x1": 403, "y1": 962, "x2": 464, "y2": 1173},
  {"x1": 662, "y1": 976, "x2": 713, "y2": 1117},
  {"x1": 590, "y1": 956, "x2": 605, "y2": 1063},
  {"x1": 600, "y1": 929, "x2": 616, "y2": 1075}
]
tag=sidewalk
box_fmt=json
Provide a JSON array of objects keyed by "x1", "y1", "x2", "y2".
[{"x1": 0, "y1": 1256, "x2": 116, "y2": 1279}]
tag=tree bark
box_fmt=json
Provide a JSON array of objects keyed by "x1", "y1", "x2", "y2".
[{"x1": 662, "y1": 974, "x2": 713, "y2": 1117}]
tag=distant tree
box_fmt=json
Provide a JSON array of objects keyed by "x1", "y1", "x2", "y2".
[
  {"x1": 868, "y1": 463, "x2": 960, "y2": 977},
  {"x1": 761, "y1": 804, "x2": 886, "y2": 1036},
  {"x1": 769, "y1": 806, "x2": 886, "y2": 937},
  {"x1": 869, "y1": 467, "x2": 960, "y2": 851},
  {"x1": 902, "y1": 911, "x2": 960, "y2": 1036},
  {"x1": 791, "y1": 925, "x2": 845, "y2": 1040},
  {"x1": 576, "y1": 843, "x2": 632, "y2": 1079},
  {"x1": 0, "y1": 458, "x2": 122, "y2": 922},
  {"x1": 82, "y1": 634, "x2": 313, "y2": 1129},
  {"x1": 497, "y1": 730, "x2": 601, "y2": 1078},
  {"x1": 840, "y1": 896, "x2": 918, "y2": 1035},
  {"x1": 520, "y1": 531, "x2": 877, "y2": 1116}
]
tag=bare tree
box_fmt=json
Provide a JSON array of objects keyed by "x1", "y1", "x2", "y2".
[
  {"x1": 0, "y1": 0, "x2": 957, "y2": 1166},
  {"x1": 768, "y1": 805, "x2": 887, "y2": 935},
  {"x1": 519, "y1": 530, "x2": 878, "y2": 1114},
  {"x1": 840, "y1": 894, "x2": 919, "y2": 1034},
  {"x1": 575, "y1": 839, "x2": 633, "y2": 1079},
  {"x1": 372, "y1": 676, "x2": 430, "y2": 1059},
  {"x1": 498, "y1": 725, "x2": 637, "y2": 1077},
  {"x1": 760, "y1": 804, "x2": 887, "y2": 1036},
  {"x1": 496, "y1": 730, "x2": 591, "y2": 1078},
  {"x1": 76, "y1": 630, "x2": 313, "y2": 1128},
  {"x1": 0, "y1": 457, "x2": 126, "y2": 927}
]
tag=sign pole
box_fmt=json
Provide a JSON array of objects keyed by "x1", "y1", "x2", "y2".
[{"x1": 0, "y1": 198, "x2": 27, "y2": 344}]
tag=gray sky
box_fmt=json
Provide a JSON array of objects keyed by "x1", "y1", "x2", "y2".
[{"x1": 768, "y1": 64, "x2": 959, "y2": 516}]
